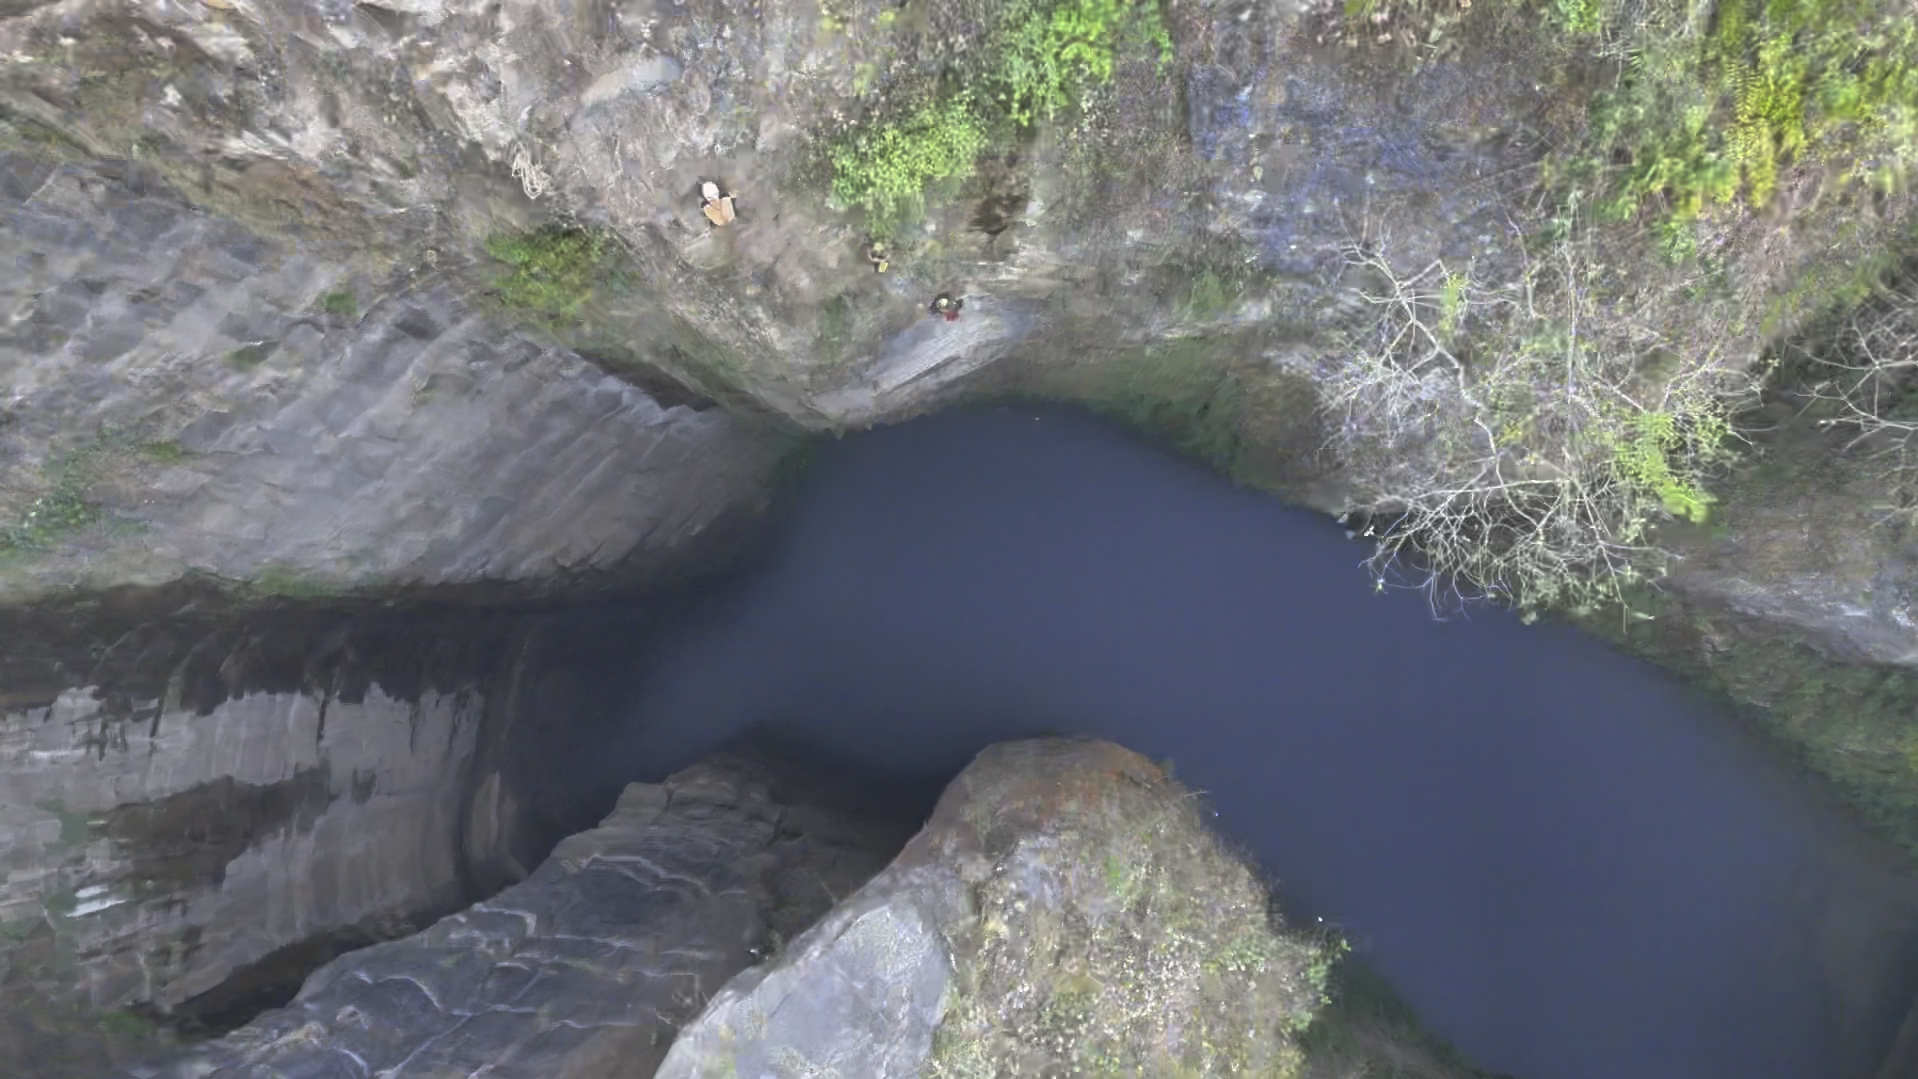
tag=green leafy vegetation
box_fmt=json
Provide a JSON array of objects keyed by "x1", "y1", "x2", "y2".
[
  {"x1": 990, "y1": 0, "x2": 1172, "y2": 128},
  {"x1": 1562, "y1": 0, "x2": 1918, "y2": 253},
  {"x1": 829, "y1": 94, "x2": 992, "y2": 236},
  {"x1": 483, "y1": 227, "x2": 616, "y2": 325},
  {"x1": 1323, "y1": 232, "x2": 1755, "y2": 617},
  {"x1": 825, "y1": 0, "x2": 1173, "y2": 234},
  {"x1": 1609, "y1": 409, "x2": 1723, "y2": 523}
]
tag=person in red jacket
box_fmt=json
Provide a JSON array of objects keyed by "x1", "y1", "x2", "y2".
[{"x1": 930, "y1": 292, "x2": 963, "y2": 321}]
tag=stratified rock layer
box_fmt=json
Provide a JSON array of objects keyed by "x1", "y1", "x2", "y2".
[{"x1": 128, "y1": 754, "x2": 908, "y2": 1079}]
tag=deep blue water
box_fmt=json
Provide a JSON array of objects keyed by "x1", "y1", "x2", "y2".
[{"x1": 593, "y1": 405, "x2": 1918, "y2": 1079}]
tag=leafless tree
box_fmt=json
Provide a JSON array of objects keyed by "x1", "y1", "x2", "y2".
[{"x1": 1318, "y1": 223, "x2": 1760, "y2": 619}]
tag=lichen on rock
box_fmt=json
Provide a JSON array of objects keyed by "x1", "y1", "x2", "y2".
[{"x1": 657, "y1": 738, "x2": 1345, "y2": 1079}]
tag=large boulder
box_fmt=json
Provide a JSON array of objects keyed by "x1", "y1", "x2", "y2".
[
  {"x1": 656, "y1": 737, "x2": 1337, "y2": 1078},
  {"x1": 128, "y1": 752, "x2": 911, "y2": 1079}
]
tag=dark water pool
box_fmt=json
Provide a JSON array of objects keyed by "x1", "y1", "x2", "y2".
[{"x1": 588, "y1": 405, "x2": 1918, "y2": 1079}]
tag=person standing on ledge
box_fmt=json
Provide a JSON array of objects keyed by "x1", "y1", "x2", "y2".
[{"x1": 699, "y1": 181, "x2": 736, "y2": 227}]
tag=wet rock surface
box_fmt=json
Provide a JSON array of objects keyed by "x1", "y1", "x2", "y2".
[
  {"x1": 0, "y1": 151, "x2": 786, "y2": 604},
  {"x1": 128, "y1": 752, "x2": 910, "y2": 1079},
  {"x1": 658, "y1": 737, "x2": 1336, "y2": 1079}
]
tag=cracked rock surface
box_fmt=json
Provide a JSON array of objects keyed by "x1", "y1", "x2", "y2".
[{"x1": 127, "y1": 753, "x2": 909, "y2": 1079}]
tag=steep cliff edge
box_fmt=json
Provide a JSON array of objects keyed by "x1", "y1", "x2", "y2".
[{"x1": 4, "y1": 0, "x2": 1913, "y2": 649}]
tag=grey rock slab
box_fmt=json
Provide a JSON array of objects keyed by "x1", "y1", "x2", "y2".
[
  {"x1": 128, "y1": 754, "x2": 907, "y2": 1079},
  {"x1": 0, "y1": 683, "x2": 479, "y2": 1015}
]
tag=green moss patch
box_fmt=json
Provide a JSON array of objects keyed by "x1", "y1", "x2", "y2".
[
  {"x1": 0, "y1": 449, "x2": 106, "y2": 559},
  {"x1": 317, "y1": 289, "x2": 358, "y2": 318},
  {"x1": 483, "y1": 227, "x2": 619, "y2": 327}
]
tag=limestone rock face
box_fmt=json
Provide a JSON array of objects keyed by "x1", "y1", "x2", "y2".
[
  {"x1": 128, "y1": 754, "x2": 909, "y2": 1079},
  {"x1": 0, "y1": 151, "x2": 785, "y2": 604},
  {"x1": 0, "y1": 600, "x2": 671, "y2": 1076},
  {"x1": 657, "y1": 737, "x2": 1335, "y2": 1079}
]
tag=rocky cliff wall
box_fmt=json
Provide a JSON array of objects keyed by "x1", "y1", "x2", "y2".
[{"x1": 0, "y1": 150, "x2": 788, "y2": 605}]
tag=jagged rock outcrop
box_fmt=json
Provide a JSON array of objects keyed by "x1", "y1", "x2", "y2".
[
  {"x1": 127, "y1": 753, "x2": 911, "y2": 1079},
  {"x1": 657, "y1": 738, "x2": 1337, "y2": 1078},
  {"x1": 0, "y1": 150, "x2": 786, "y2": 604}
]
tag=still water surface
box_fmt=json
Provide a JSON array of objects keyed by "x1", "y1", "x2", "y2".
[{"x1": 596, "y1": 405, "x2": 1918, "y2": 1079}]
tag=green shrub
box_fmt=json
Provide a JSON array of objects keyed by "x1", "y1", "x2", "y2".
[
  {"x1": 829, "y1": 95, "x2": 992, "y2": 236},
  {"x1": 825, "y1": 0, "x2": 1173, "y2": 235},
  {"x1": 989, "y1": 0, "x2": 1173, "y2": 127},
  {"x1": 1609, "y1": 408, "x2": 1723, "y2": 523},
  {"x1": 1580, "y1": 0, "x2": 1918, "y2": 246}
]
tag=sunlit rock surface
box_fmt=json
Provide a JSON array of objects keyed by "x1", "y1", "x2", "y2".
[{"x1": 126, "y1": 753, "x2": 909, "y2": 1079}]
